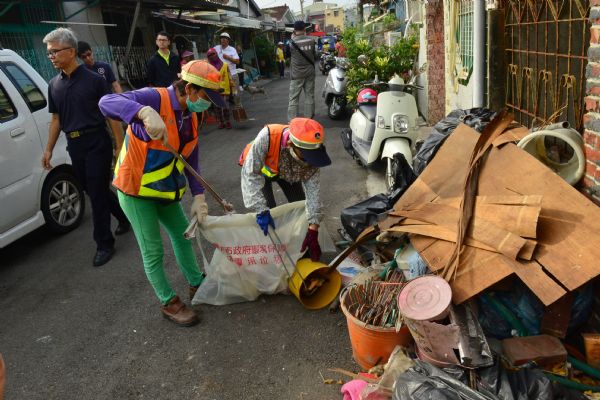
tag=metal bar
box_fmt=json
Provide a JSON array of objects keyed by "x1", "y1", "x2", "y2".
[
  {"x1": 163, "y1": 142, "x2": 235, "y2": 213},
  {"x1": 123, "y1": 0, "x2": 141, "y2": 66},
  {"x1": 64, "y1": 0, "x2": 101, "y2": 21},
  {"x1": 505, "y1": 18, "x2": 587, "y2": 26},
  {"x1": 505, "y1": 49, "x2": 587, "y2": 60},
  {"x1": 0, "y1": 1, "x2": 16, "y2": 17}
]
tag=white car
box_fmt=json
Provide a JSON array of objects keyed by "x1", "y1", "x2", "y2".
[{"x1": 0, "y1": 48, "x2": 84, "y2": 248}]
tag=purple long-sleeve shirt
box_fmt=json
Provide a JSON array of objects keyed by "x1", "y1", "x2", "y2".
[{"x1": 99, "y1": 86, "x2": 204, "y2": 196}]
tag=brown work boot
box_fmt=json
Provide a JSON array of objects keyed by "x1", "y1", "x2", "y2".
[
  {"x1": 160, "y1": 296, "x2": 199, "y2": 327},
  {"x1": 189, "y1": 285, "x2": 199, "y2": 302}
]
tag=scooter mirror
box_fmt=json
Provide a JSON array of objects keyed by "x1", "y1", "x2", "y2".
[{"x1": 357, "y1": 55, "x2": 369, "y2": 66}]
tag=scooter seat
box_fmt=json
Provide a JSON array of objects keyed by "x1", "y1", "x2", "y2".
[{"x1": 358, "y1": 104, "x2": 377, "y2": 122}]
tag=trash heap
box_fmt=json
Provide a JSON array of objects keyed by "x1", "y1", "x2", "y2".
[{"x1": 329, "y1": 109, "x2": 600, "y2": 400}]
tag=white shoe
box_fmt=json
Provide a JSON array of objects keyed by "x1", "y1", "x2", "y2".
[{"x1": 239, "y1": 86, "x2": 244, "y2": 92}]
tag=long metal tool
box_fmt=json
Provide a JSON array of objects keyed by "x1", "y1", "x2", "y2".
[
  {"x1": 163, "y1": 142, "x2": 235, "y2": 213},
  {"x1": 266, "y1": 226, "x2": 314, "y2": 293}
]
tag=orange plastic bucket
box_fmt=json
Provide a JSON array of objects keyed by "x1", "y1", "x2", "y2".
[{"x1": 340, "y1": 290, "x2": 412, "y2": 370}]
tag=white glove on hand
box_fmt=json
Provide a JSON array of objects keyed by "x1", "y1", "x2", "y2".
[
  {"x1": 191, "y1": 194, "x2": 208, "y2": 224},
  {"x1": 137, "y1": 106, "x2": 167, "y2": 145}
]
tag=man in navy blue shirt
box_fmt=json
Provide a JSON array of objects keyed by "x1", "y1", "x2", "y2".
[
  {"x1": 41, "y1": 28, "x2": 130, "y2": 267},
  {"x1": 77, "y1": 41, "x2": 122, "y2": 93},
  {"x1": 146, "y1": 31, "x2": 181, "y2": 87}
]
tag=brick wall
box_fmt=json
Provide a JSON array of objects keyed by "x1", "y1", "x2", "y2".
[
  {"x1": 426, "y1": 0, "x2": 445, "y2": 125},
  {"x1": 584, "y1": 6, "x2": 600, "y2": 204}
]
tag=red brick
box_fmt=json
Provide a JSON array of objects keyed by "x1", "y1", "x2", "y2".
[
  {"x1": 583, "y1": 176, "x2": 597, "y2": 189},
  {"x1": 586, "y1": 145, "x2": 600, "y2": 163},
  {"x1": 586, "y1": 96, "x2": 600, "y2": 111},
  {"x1": 587, "y1": 160, "x2": 600, "y2": 177},
  {"x1": 592, "y1": 26, "x2": 600, "y2": 45},
  {"x1": 585, "y1": 129, "x2": 599, "y2": 147}
]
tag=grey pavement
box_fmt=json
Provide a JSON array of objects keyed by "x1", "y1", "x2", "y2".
[{"x1": 0, "y1": 73, "x2": 378, "y2": 399}]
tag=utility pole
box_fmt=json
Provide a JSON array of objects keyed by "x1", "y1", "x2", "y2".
[
  {"x1": 357, "y1": 0, "x2": 363, "y2": 24},
  {"x1": 300, "y1": 0, "x2": 305, "y2": 21}
]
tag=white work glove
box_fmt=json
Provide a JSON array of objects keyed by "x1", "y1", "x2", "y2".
[
  {"x1": 137, "y1": 106, "x2": 167, "y2": 145},
  {"x1": 190, "y1": 194, "x2": 208, "y2": 224}
]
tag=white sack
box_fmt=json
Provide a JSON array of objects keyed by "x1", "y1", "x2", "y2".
[{"x1": 192, "y1": 201, "x2": 335, "y2": 305}]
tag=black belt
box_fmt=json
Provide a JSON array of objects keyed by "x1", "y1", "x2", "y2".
[{"x1": 67, "y1": 125, "x2": 105, "y2": 139}]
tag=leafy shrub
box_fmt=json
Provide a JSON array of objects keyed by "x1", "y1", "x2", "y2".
[
  {"x1": 254, "y1": 35, "x2": 276, "y2": 73},
  {"x1": 341, "y1": 24, "x2": 419, "y2": 105}
]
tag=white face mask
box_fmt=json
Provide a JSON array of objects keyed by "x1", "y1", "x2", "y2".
[{"x1": 288, "y1": 146, "x2": 310, "y2": 167}]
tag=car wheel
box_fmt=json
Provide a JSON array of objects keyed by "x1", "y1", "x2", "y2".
[{"x1": 41, "y1": 171, "x2": 85, "y2": 234}]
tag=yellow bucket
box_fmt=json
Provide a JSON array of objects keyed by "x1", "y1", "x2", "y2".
[{"x1": 288, "y1": 259, "x2": 342, "y2": 310}]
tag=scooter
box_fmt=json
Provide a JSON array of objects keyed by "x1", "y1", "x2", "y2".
[
  {"x1": 319, "y1": 52, "x2": 336, "y2": 75},
  {"x1": 341, "y1": 61, "x2": 426, "y2": 190},
  {"x1": 322, "y1": 57, "x2": 349, "y2": 120}
]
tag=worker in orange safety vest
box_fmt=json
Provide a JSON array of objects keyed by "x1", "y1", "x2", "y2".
[{"x1": 239, "y1": 118, "x2": 332, "y2": 261}]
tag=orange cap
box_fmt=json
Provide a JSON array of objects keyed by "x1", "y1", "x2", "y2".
[
  {"x1": 288, "y1": 118, "x2": 325, "y2": 150},
  {"x1": 288, "y1": 118, "x2": 331, "y2": 167},
  {"x1": 181, "y1": 60, "x2": 221, "y2": 91}
]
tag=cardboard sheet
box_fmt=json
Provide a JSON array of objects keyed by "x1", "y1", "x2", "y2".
[{"x1": 391, "y1": 123, "x2": 600, "y2": 305}]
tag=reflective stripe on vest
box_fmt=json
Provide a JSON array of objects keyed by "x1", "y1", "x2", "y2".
[
  {"x1": 112, "y1": 87, "x2": 198, "y2": 201},
  {"x1": 238, "y1": 124, "x2": 287, "y2": 179}
]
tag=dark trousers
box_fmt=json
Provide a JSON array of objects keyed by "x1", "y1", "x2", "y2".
[
  {"x1": 262, "y1": 178, "x2": 305, "y2": 208},
  {"x1": 67, "y1": 130, "x2": 128, "y2": 251},
  {"x1": 278, "y1": 61, "x2": 285, "y2": 78}
]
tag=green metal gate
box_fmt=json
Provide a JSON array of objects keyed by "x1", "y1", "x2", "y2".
[{"x1": 0, "y1": 1, "x2": 59, "y2": 81}]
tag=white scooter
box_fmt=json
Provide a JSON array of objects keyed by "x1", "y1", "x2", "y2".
[
  {"x1": 342, "y1": 62, "x2": 425, "y2": 190},
  {"x1": 322, "y1": 57, "x2": 349, "y2": 120}
]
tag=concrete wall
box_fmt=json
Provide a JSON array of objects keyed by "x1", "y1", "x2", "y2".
[
  {"x1": 62, "y1": 2, "x2": 108, "y2": 47},
  {"x1": 325, "y1": 7, "x2": 344, "y2": 31},
  {"x1": 583, "y1": 3, "x2": 600, "y2": 204}
]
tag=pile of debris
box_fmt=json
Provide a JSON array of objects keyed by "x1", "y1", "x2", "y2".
[{"x1": 328, "y1": 110, "x2": 600, "y2": 399}]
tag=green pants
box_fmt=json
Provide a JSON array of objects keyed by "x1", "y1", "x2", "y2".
[{"x1": 118, "y1": 192, "x2": 204, "y2": 305}]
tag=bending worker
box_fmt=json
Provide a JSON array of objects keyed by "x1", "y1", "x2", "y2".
[
  {"x1": 99, "y1": 60, "x2": 226, "y2": 327},
  {"x1": 239, "y1": 118, "x2": 331, "y2": 261}
]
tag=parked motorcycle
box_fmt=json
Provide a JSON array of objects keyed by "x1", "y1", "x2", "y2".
[
  {"x1": 319, "y1": 52, "x2": 336, "y2": 75},
  {"x1": 341, "y1": 59, "x2": 426, "y2": 190},
  {"x1": 322, "y1": 57, "x2": 349, "y2": 120}
]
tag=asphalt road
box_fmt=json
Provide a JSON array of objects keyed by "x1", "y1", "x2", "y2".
[{"x1": 0, "y1": 72, "x2": 378, "y2": 399}]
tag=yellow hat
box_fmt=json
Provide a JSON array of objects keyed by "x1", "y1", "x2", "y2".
[{"x1": 181, "y1": 60, "x2": 221, "y2": 91}]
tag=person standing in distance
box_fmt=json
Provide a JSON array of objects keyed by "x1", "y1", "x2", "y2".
[
  {"x1": 276, "y1": 41, "x2": 285, "y2": 79},
  {"x1": 288, "y1": 21, "x2": 316, "y2": 121},
  {"x1": 42, "y1": 28, "x2": 130, "y2": 267},
  {"x1": 147, "y1": 31, "x2": 181, "y2": 87},
  {"x1": 77, "y1": 41, "x2": 123, "y2": 93},
  {"x1": 213, "y1": 32, "x2": 240, "y2": 100}
]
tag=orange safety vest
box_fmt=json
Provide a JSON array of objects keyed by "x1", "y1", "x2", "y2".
[
  {"x1": 238, "y1": 124, "x2": 287, "y2": 178},
  {"x1": 113, "y1": 87, "x2": 198, "y2": 201}
]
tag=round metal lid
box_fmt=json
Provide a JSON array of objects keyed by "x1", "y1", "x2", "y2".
[{"x1": 397, "y1": 275, "x2": 452, "y2": 321}]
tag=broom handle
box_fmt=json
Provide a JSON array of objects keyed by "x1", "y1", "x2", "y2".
[{"x1": 163, "y1": 142, "x2": 235, "y2": 213}]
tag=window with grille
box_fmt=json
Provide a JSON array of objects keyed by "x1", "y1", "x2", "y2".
[{"x1": 457, "y1": 0, "x2": 474, "y2": 84}]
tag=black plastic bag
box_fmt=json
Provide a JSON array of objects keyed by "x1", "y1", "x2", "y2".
[
  {"x1": 413, "y1": 108, "x2": 497, "y2": 175},
  {"x1": 393, "y1": 361, "x2": 497, "y2": 400},
  {"x1": 340, "y1": 154, "x2": 415, "y2": 240}
]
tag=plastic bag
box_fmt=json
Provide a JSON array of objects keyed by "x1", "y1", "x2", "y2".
[
  {"x1": 413, "y1": 108, "x2": 497, "y2": 175},
  {"x1": 393, "y1": 361, "x2": 496, "y2": 400},
  {"x1": 340, "y1": 154, "x2": 415, "y2": 240},
  {"x1": 192, "y1": 201, "x2": 335, "y2": 305}
]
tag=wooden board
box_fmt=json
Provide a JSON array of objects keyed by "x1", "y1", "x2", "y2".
[{"x1": 393, "y1": 123, "x2": 600, "y2": 305}]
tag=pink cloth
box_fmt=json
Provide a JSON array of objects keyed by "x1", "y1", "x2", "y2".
[
  {"x1": 341, "y1": 379, "x2": 368, "y2": 400},
  {"x1": 207, "y1": 48, "x2": 223, "y2": 71}
]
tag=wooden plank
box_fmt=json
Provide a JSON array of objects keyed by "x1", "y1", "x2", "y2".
[
  {"x1": 394, "y1": 203, "x2": 528, "y2": 260},
  {"x1": 393, "y1": 124, "x2": 597, "y2": 305},
  {"x1": 478, "y1": 144, "x2": 600, "y2": 290}
]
